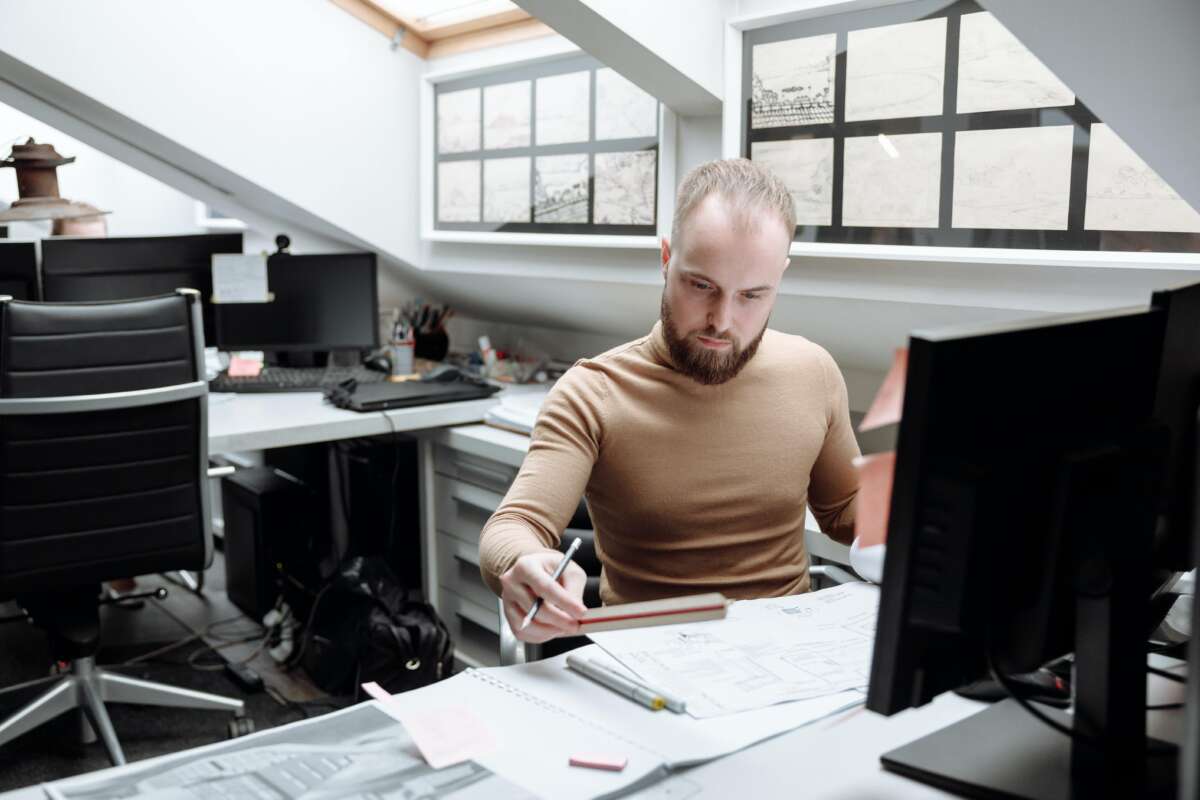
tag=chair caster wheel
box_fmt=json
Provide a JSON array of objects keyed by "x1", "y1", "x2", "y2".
[{"x1": 227, "y1": 716, "x2": 255, "y2": 738}]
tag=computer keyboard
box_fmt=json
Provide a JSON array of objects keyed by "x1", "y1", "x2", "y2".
[{"x1": 209, "y1": 366, "x2": 389, "y2": 393}]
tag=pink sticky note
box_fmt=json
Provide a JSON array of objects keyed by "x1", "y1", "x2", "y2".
[
  {"x1": 361, "y1": 681, "x2": 391, "y2": 702},
  {"x1": 859, "y1": 348, "x2": 908, "y2": 432},
  {"x1": 390, "y1": 705, "x2": 497, "y2": 769},
  {"x1": 570, "y1": 754, "x2": 628, "y2": 772},
  {"x1": 227, "y1": 356, "x2": 262, "y2": 377}
]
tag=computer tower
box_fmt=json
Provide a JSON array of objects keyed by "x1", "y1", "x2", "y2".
[
  {"x1": 265, "y1": 436, "x2": 422, "y2": 593},
  {"x1": 221, "y1": 467, "x2": 319, "y2": 621}
]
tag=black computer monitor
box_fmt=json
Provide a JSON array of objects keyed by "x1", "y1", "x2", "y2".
[
  {"x1": 212, "y1": 252, "x2": 378, "y2": 353},
  {"x1": 1149, "y1": 282, "x2": 1200, "y2": 571},
  {"x1": 41, "y1": 233, "x2": 243, "y2": 341},
  {"x1": 0, "y1": 241, "x2": 38, "y2": 300},
  {"x1": 865, "y1": 306, "x2": 1178, "y2": 799}
]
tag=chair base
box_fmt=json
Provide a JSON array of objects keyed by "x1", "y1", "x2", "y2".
[{"x1": 0, "y1": 656, "x2": 245, "y2": 766}]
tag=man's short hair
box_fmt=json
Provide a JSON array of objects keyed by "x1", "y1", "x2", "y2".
[{"x1": 670, "y1": 158, "x2": 796, "y2": 251}]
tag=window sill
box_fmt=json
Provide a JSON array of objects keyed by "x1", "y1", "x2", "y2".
[
  {"x1": 790, "y1": 241, "x2": 1200, "y2": 271},
  {"x1": 423, "y1": 230, "x2": 660, "y2": 249}
]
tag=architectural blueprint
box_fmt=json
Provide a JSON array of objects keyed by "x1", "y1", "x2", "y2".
[{"x1": 589, "y1": 583, "x2": 880, "y2": 719}]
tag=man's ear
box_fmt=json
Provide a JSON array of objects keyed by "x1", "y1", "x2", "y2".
[{"x1": 660, "y1": 237, "x2": 671, "y2": 280}]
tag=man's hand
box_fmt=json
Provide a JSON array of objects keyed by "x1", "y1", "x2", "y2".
[{"x1": 500, "y1": 551, "x2": 588, "y2": 644}]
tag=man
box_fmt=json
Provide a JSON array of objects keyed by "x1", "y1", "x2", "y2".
[{"x1": 479, "y1": 158, "x2": 860, "y2": 643}]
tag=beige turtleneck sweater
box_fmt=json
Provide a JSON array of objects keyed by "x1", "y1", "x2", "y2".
[{"x1": 479, "y1": 321, "x2": 860, "y2": 606}]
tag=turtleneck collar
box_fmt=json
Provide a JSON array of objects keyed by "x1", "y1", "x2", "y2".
[{"x1": 646, "y1": 319, "x2": 676, "y2": 370}]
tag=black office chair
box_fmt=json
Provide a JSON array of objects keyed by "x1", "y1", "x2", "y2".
[{"x1": 0, "y1": 290, "x2": 247, "y2": 766}]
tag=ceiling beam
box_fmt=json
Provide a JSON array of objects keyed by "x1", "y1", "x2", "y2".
[
  {"x1": 513, "y1": 0, "x2": 721, "y2": 115},
  {"x1": 427, "y1": 18, "x2": 555, "y2": 59},
  {"x1": 981, "y1": 0, "x2": 1200, "y2": 219}
]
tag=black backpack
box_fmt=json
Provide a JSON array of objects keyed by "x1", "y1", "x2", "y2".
[{"x1": 293, "y1": 556, "x2": 453, "y2": 698}]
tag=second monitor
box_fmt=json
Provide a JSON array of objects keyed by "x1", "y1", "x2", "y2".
[{"x1": 213, "y1": 252, "x2": 378, "y2": 354}]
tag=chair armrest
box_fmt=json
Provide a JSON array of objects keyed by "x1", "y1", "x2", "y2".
[
  {"x1": 497, "y1": 598, "x2": 542, "y2": 666},
  {"x1": 809, "y1": 564, "x2": 861, "y2": 586},
  {"x1": 0, "y1": 382, "x2": 206, "y2": 415}
]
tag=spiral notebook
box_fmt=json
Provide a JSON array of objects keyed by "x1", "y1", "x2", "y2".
[{"x1": 376, "y1": 646, "x2": 863, "y2": 799}]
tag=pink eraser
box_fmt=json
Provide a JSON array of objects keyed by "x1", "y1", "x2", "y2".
[{"x1": 569, "y1": 753, "x2": 628, "y2": 772}]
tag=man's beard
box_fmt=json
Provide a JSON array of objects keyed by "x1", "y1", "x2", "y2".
[{"x1": 660, "y1": 292, "x2": 767, "y2": 386}]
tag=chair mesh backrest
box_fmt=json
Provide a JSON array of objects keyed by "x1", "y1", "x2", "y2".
[{"x1": 0, "y1": 294, "x2": 207, "y2": 591}]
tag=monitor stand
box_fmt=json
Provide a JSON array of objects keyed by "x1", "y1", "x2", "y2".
[
  {"x1": 270, "y1": 350, "x2": 323, "y2": 368},
  {"x1": 269, "y1": 350, "x2": 362, "y2": 369},
  {"x1": 882, "y1": 699, "x2": 1177, "y2": 800},
  {"x1": 883, "y1": 430, "x2": 1179, "y2": 799}
]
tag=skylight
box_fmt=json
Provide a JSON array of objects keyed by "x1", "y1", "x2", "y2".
[{"x1": 372, "y1": 0, "x2": 520, "y2": 34}]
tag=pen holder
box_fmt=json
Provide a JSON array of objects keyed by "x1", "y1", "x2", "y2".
[
  {"x1": 414, "y1": 330, "x2": 449, "y2": 362},
  {"x1": 388, "y1": 340, "x2": 415, "y2": 376}
]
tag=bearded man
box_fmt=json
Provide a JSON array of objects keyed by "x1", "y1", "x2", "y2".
[{"x1": 479, "y1": 158, "x2": 860, "y2": 643}]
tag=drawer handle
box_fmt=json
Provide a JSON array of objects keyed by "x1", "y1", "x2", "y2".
[
  {"x1": 454, "y1": 601, "x2": 497, "y2": 631},
  {"x1": 450, "y1": 482, "x2": 503, "y2": 513},
  {"x1": 453, "y1": 550, "x2": 480, "y2": 568},
  {"x1": 456, "y1": 462, "x2": 514, "y2": 489}
]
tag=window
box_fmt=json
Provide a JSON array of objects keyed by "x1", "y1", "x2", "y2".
[
  {"x1": 742, "y1": 0, "x2": 1200, "y2": 253},
  {"x1": 433, "y1": 54, "x2": 660, "y2": 237}
]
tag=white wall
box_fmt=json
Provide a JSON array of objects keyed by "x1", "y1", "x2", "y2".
[
  {"x1": 512, "y1": 0, "x2": 728, "y2": 114},
  {"x1": 0, "y1": 98, "x2": 348, "y2": 260},
  {"x1": 0, "y1": 0, "x2": 425, "y2": 267},
  {"x1": 0, "y1": 102, "x2": 198, "y2": 239},
  {"x1": 575, "y1": 0, "x2": 733, "y2": 101}
]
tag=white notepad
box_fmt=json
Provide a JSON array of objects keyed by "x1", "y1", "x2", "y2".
[{"x1": 374, "y1": 654, "x2": 863, "y2": 799}]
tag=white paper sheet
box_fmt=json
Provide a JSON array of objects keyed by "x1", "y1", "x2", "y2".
[
  {"x1": 846, "y1": 18, "x2": 946, "y2": 122},
  {"x1": 751, "y1": 138, "x2": 834, "y2": 226},
  {"x1": 589, "y1": 583, "x2": 879, "y2": 718},
  {"x1": 211, "y1": 253, "x2": 268, "y2": 304},
  {"x1": 377, "y1": 671, "x2": 670, "y2": 800},
  {"x1": 956, "y1": 11, "x2": 1073, "y2": 114},
  {"x1": 595, "y1": 67, "x2": 658, "y2": 140},
  {"x1": 483, "y1": 646, "x2": 863, "y2": 766},
  {"x1": 438, "y1": 87, "x2": 481, "y2": 154},
  {"x1": 952, "y1": 125, "x2": 1073, "y2": 230},
  {"x1": 1084, "y1": 123, "x2": 1200, "y2": 233},
  {"x1": 842, "y1": 132, "x2": 941, "y2": 228},
  {"x1": 751, "y1": 34, "x2": 837, "y2": 128}
]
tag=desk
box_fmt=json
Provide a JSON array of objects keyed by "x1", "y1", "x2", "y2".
[
  {"x1": 207, "y1": 391, "x2": 501, "y2": 453},
  {"x1": 627, "y1": 659, "x2": 1189, "y2": 799},
  {"x1": 2, "y1": 666, "x2": 1185, "y2": 800}
]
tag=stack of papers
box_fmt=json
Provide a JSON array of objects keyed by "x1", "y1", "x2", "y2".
[
  {"x1": 588, "y1": 582, "x2": 879, "y2": 718},
  {"x1": 483, "y1": 391, "x2": 547, "y2": 434}
]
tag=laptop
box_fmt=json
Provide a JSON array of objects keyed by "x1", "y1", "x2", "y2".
[{"x1": 328, "y1": 379, "x2": 500, "y2": 412}]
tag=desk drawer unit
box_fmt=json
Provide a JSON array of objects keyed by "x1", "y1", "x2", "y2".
[
  {"x1": 438, "y1": 586, "x2": 501, "y2": 669},
  {"x1": 433, "y1": 445, "x2": 517, "y2": 494},
  {"x1": 434, "y1": 477, "x2": 506, "y2": 548},
  {"x1": 426, "y1": 440, "x2": 520, "y2": 668},
  {"x1": 436, "y1": 531, "x2": 496, "y2": 610}
]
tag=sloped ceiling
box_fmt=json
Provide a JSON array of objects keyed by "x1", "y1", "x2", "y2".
[{"x1": 982, "y1": 0, "x2": 1200, "y2": 215}]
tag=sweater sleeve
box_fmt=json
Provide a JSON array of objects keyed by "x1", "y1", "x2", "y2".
[
  {"x1": 807, "y1": 350, "x2": 861, "y2": 545},
  {"x1": 478, "y1": 365, "x2": 607, "y2": 596}
]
